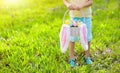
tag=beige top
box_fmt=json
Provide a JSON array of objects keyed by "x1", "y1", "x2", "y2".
[{"x1": 70, "y1": 0, "x2": 92, "y2": 17}]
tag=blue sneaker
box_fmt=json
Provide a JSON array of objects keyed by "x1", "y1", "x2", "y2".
[
  {"x1": 85, "y1": 57, "x2": 92, "y2": 64},
  {"x1": 69, "y1": 59, "x2": 76, "y2": 67}
]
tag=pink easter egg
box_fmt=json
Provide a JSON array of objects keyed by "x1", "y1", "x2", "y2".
[{"x1": 73, "y1": 21, "x2": 77, "y2": 26}]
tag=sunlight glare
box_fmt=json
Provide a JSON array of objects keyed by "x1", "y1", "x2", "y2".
[{"x1": 3, "y1": 0, "x2": 19, "y2": 5}]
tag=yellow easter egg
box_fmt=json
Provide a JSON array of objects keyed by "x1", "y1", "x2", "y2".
[
  {"x1": 65, "y1": 20, "x2": 70, "y2": 25},
  {"x1": 78, "y1": 21, "x2": 81, "y2": 26}
]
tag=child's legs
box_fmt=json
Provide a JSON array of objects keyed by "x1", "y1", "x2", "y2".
[
  {"x1": 69, "y1": 42, "x2": 75, "y2": 59},
  {"x1": 69, "y1": 35, "x2": 78, "y2": 59},
  {"x1": 85, "y1": 42, "x2": 90, "y2": 57},
  {"x1": 82, "y1": 18, "x2": 92, "y2": 57},
  {"x1": 69, "y1": 18, "x2": 80, "y2": 59},
  {"x1": 73, "y1": 17, "x2": 92, "y2": 57}
]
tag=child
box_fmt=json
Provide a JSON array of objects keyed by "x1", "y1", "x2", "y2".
[{"x1": 63, "y1": 0, "x2": 93, "y2": 67}]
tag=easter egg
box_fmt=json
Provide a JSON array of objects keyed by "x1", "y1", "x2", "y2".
[
  {"x1": 65, "y1": 20, "x2": 70, "y2": 25},
  {"x1": 73, "y1": 21, "x2": 78, "y2": 26},
  {"x1": 70, "y1": 22, "x2": 73, "y2": 27},
  {"x1": 78, "y1": 21, "x2": 81, "y2": 26}
]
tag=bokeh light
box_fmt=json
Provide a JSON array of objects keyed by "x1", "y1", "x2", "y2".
[
  {"x1": 1, "y1": 0, "x2": 29, "y2": 9},
  {"x1": 3, "y1": 0, "x2": 19, "y2": 5}
]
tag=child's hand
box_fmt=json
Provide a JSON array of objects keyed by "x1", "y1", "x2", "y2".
[
  {"x1": 67, "y1": 4, "x2": 75, "y2": 10},
  {"x1": 74, "y1": 5, "x2": 83, "y2": 10}
]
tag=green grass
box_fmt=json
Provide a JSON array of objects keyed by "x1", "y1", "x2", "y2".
[{"x1": 0, "y1": 0, "x2": 120, "y2": 73}]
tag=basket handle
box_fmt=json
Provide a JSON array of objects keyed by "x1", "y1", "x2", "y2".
[{"x1": 62, "y1": 10, "x2": 69, "y2": 24}]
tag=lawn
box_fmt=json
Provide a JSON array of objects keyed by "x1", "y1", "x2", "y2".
[{"x1": 0, "y1": 0, "x2": 120, "y2": 73}]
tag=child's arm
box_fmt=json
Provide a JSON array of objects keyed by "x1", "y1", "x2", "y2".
[
  {"x1": 63, "y1": 0, "x2": 75, "y2": 10},
  {"x1": 76, "y1": 0, "x2": 93, "y2": 10},
  {"x1": 82, "y1": 0, "x2": 93, "y2": 8}
]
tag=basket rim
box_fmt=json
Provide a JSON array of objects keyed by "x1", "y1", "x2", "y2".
[{"x1": 62, "y1": 10, "x2": 69, "y2": 24}]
